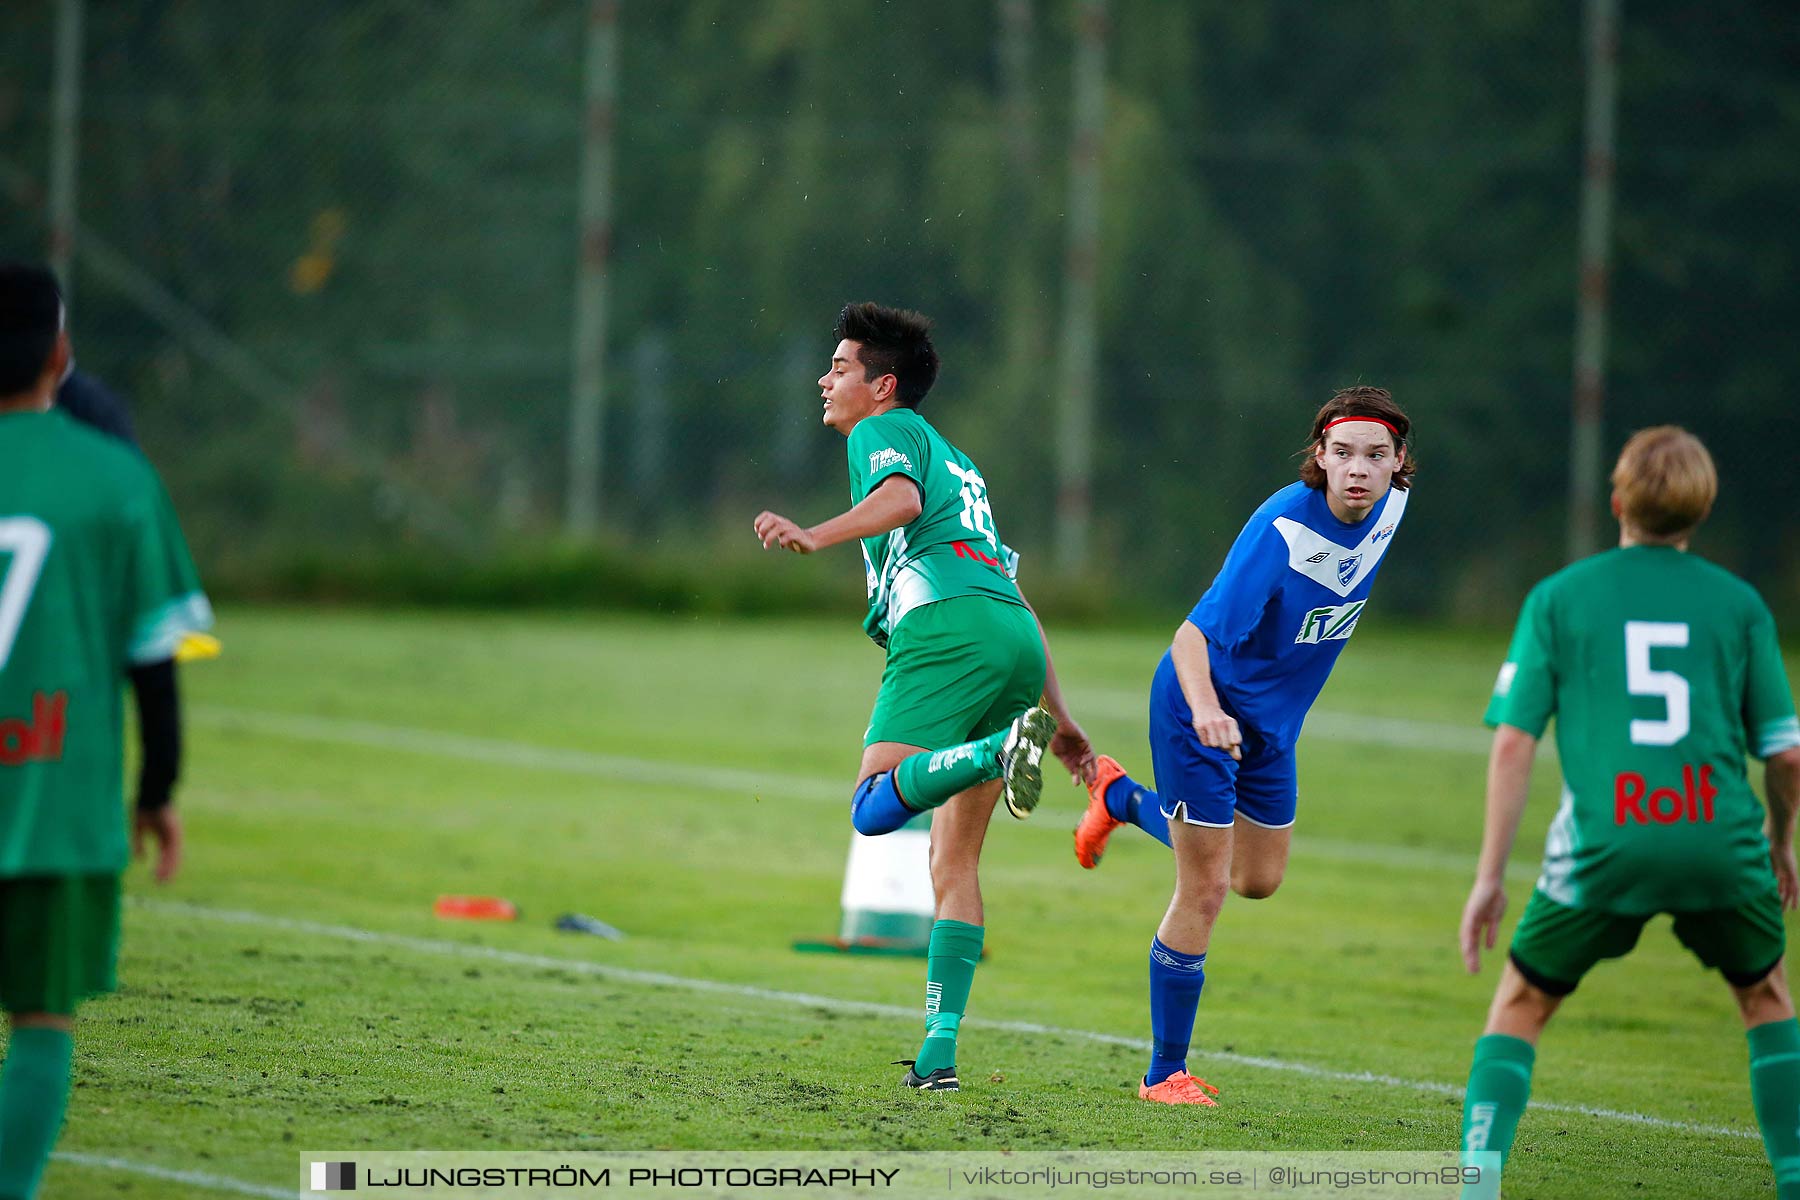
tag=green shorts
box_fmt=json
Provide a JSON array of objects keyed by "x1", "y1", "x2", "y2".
[
  {"x1": 0, "y1": 874, "x2": 122, "y2": 1016},
  {"x1": 865, "y1": 596, "x2": 1047, "y2": 750},
  {"x1": 1509, "y1": 885, "x2": 1786, "y2": 997}
]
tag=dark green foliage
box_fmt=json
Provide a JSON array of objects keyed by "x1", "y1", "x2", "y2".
[{"x1": 0, "y1": 2, "x2": 1794, "y2": 619}]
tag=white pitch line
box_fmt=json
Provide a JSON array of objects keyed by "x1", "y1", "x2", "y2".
[
  {"x1": 1074, "y1": 687, "x2": 1507, "y2": 756},
  {"x1": 53, "y1": 1151, "x2": 288, "y2": 1198},
  {"x1": 190, "y1": 704, "x2": 846, "y2": 801},
  {"x1": 190, "y1": 704, "x2": 1533, "y2": 880},
  {"x1": 138, "y1": 899, "x2": 1757, "y2": 1144}
]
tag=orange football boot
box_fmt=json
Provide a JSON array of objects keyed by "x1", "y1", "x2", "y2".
[
  {"x1": 1138, "y1": 1071, "x2": 1220, "y2": 1106},
  {"x1": 1073, "y1": 753, "x2": 1130, "y2": 868}
]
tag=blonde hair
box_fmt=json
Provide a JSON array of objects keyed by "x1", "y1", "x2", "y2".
[{"x1": 1611, "y1": 426, "x2": 1717, "y2": 539}]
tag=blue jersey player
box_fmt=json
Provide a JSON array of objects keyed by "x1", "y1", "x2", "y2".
[{"x1": 1075, "y1": 387, "x2": 1415, "y2": 1105}]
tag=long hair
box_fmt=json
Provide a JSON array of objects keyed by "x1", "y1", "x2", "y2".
[{"x1": 1297, "y1": 386, "x2": 1415, "y2": 491}]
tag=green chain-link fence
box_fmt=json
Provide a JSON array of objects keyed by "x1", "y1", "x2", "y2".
[{"x1": 3, "y1": 1, "x2": 1796, "y2": 621}]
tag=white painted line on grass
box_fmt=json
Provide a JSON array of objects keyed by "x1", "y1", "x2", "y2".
[
  {"x1": 53, "y1": 1151, "x2": 288, "y2": 1198},
  {"x1": 1075, "y1": 688, "x2": 1507, "y2": 756},
  {"x1": 191, "y1": 705, "x2": 1533, "y2": 880},
  {"x1": 138, "y1": 899, "x2": 1757, "y2": 1143},
  {"x1": 191, "y1": 704, "x2": 846, "y2": 802}
]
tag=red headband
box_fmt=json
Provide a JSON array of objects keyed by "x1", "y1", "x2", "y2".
[{"x1": 1322, "y1": 415, "x2": 1402, "y2": 440}]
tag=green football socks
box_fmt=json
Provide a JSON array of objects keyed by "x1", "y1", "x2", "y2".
[
  {"x1": 1460, "y1": 1034, "x2": 1534, "y2": 1170},
  {"x1": 913, "y1": 920, "x2": 984, "y2": 1076},
  {"x1": 1748, "y1": 1018, "x2": 1800, "y2": 1199},
  {"x1": 893, "y1": 728, "x2": 1009, "y2": 813},
  {"x1": 0, "y1": 1026, "x2": 74, "y2": 1200}
]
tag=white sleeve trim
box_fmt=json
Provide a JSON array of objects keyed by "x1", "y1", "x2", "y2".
[
  {"x1": 1755, "y1": 715, "x2": 1800, "y2": 759},
  {"x1": 129, "y1": 591, "x2": 215, "y2": 666}
]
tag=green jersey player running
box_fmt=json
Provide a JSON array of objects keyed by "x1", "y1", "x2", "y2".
[
  {"x1": 0, "y1": 264, "x2": 212, "y2": 1198},
  {"x1": 754, "y1": 302, "x2": 1094, "y2": 1092},
  {"x1": 1458, "y1": 427, "x2": 1800, "y2": 1197}
]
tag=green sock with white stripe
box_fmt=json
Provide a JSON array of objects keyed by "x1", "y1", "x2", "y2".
[
  {"x1": 912, "y1": 920, "x2": 983, "y2": 1077},
  {"x1": 1460, "y1": 1034, "x2": 1534, "y2": 1171},
  {"x1": 1748, "y1": 1018, "x2": 1800, "y2": 1199},
  {"x1": 892, "y1": 730, "x2": 1009, "y2": 813}
]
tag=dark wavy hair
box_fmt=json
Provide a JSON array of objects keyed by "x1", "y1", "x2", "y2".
[
  {"x1": 1297, "y1": 386, "x2": 1416, "y2": 491},
  {"x1": 833, "y1": 302, "x2": 940, "y2": 409}
]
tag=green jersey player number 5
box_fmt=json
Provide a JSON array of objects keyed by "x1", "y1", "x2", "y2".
[
  {"x1": 1626, "y1": 621, "x2": 1690, "y2": 746},
  {"x1": 1458, "y1": 427, "x2": 1800, "y2": 1199}
]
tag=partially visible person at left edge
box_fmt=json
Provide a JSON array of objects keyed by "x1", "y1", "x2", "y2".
[
  {"x1": 56, "y1": 367, "x2": 137, "y2": 448},
  {"x1": 0, "y1": 262, "x2": 212, "y2": 1199}
]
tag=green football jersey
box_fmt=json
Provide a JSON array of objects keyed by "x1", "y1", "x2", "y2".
[
  {"x1": 0, "y1": 410, "x2": 212, "y2": 876},
  {"x1": 1486, "y1": 545, "x2": 1800, "y2": 915},
  {"x1": 844, "y1": 408, "x2": 1026, "y2": 647}
]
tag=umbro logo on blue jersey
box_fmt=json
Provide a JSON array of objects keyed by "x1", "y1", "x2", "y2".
[
  {"x1": 1305, "y1": 551, "x2": 1330, "y2": 564},
  {"x1": 1336, "y1": 553, "x2": 1363, "y2": 588}
]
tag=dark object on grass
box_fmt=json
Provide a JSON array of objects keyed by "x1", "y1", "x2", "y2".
[{"x1": 555, "y1": 912, "x2": 625, "y2": 940}]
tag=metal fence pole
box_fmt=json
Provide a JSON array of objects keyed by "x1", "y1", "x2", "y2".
[
  {"x1": 47, "y1": 0, "x2": 85, "y2": 300},
  {"x1": 566, "y1": 0, "x2": 620, "y2": 537},
  {"x1": 1055, "y1": 0, "x2": 1106, "y2": 572},
  {"x1": 1567, "y1": 0, "x2": 1619, "y2": 561}
]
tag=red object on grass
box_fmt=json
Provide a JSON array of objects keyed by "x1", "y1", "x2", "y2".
[{"x1": 433, "y1": 895, "x2": 519, "y2": 921}]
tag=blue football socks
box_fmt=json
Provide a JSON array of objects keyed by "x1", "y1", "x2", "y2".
[
  {"x1": 1106, "y1": 772, "x2": 1173, "y2": 849},
  {"x1": 1146, "y1": 937, "x2": 1207, "y2": 1086}
]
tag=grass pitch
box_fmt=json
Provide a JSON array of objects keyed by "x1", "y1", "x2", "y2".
[{"x1": 38, "y1": 608, "x2": 1800, "y2": 1199}]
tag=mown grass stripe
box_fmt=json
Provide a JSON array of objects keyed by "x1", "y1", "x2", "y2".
[
  {"x1": 52, "y1": 1151, "x2": 289, "y2": 1198},
  {"x1": 136, "y1": 898, "x2": 1755, "y2": 1143},
  {"x1": 190, "y1": 705, "x2": 1535, "y2": 880}
]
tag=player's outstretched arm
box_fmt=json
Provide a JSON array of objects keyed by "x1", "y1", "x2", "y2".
[
  {"x1": 1460, "y1": 723, "x2": 1538, "y2": 973},
  {"x1": 1170, "y1": 621, "x2": 1241, "y2": 761},
  {"x1": 753, "y1": 476, "x2": 922, "y2": 555},
  {"x1": 1016, "y1": 585, "x2": 1095, "y2": 786},
  {"x1": 1763, "y1": 747, "x2": 1800, "y2": 911}
]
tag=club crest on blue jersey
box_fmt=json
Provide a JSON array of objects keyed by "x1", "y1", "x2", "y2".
[
  {"x1": 1295, "y1": 600, "x2": 1366, "y2": 645},
  {"x1": 1337, "y1": 553, "x2": 1363, "y2": 588}
]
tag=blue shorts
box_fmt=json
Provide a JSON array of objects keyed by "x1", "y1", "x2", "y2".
[{"x1": 1147, "y1": 654, "x2": 1298, "y2": 829}]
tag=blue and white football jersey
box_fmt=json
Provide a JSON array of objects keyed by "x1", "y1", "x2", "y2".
[{"x1": 1160, "y1": 480, "x2": 1409, "y2": 751}]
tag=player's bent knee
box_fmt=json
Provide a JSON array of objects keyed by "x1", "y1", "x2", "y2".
[
  {"x1": 1730, "y1": 962, "x2": 1794, "y2": 1026},
  {"x1": 1173, "y1": 876, "x2": 1231, "y2": 922},
  {"x1": 1485, "y1": 962, "x2": 1563, "y2": 1040},
  {"x1": 1231, "y1": 873, "x2": 1282, "y2": 900}
]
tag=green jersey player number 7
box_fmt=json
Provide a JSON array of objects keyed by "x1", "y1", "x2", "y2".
[
  {"x1": 1, "y1": 263, "x2": 212, "y2": 1200},
  {"x1": 752, "y1": 302, "x2": 1095, "y2": 1093}
]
